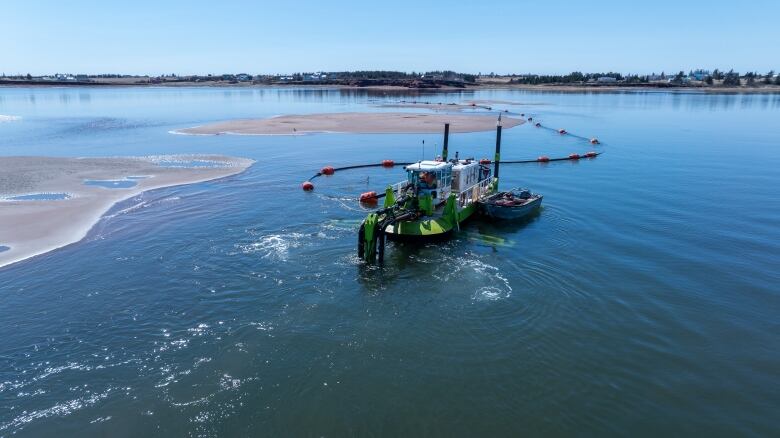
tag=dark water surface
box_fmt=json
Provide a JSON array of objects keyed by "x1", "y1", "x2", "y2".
[{"x1": 1, "y1": 87, "x2": 778, "y2": 436}]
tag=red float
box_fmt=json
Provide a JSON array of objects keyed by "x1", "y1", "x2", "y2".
[
  {"x1": 359, "y1": 191, "x2": 378, "y2": 203},
  {"x1": 569, "y1": 153, "x2": 580, "y2": 160},
  {"x1": 537, "y1": 156, "x2": 550, "y2": 162},
  {"x1": 381, "y1": 159, "x2": 395, "y2": 167},
  {"x1": 479, "y1": 158, "x2": 491, "y2": 165},
  {"x1": 301, "y1": 181, "x2": 314, "y2": 191},
  {"x1": 321, "y1": 166, "x2": 335, "y2": 175}
]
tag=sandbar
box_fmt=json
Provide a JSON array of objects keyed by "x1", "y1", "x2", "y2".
[
  {"x1": 0, "y1": 155, "x2": 253, "y2": 268},
  {"x1": 175, "y1": 112, "x2": 523, "y2": 136}
]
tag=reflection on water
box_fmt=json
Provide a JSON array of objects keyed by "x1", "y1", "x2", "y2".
[{"x1": 0, "y1": 87, "x2": 778, "y2": 436}]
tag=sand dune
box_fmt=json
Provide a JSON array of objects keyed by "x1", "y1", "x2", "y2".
[
  {"x1": 175, "y1": 112, "x2": 522, "y2": 135},
  {"x1": 0, "y1": 155, "x2": 253, "y2": 269}
]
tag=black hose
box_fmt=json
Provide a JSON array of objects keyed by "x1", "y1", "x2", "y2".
[
  {"x1": 531, "y1": 121, "x2": 599, "y2": 143},
  {"x1": 309, "y1": 162, "x2": 415, "y2": 181},
  {"x1": 501, "y1": 152, "x2": 602, "y2": 164}
]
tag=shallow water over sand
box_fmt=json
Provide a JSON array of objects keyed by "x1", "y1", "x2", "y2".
[
  {"x1": 5, "y1": 193, "x2": 71, "y2": 201},
  {"x1": 0, "y1": 87, "x2": 779, "y2": 436},
  {"x1": 83, "y1": 179, "x2": 138, "y2": 189}
]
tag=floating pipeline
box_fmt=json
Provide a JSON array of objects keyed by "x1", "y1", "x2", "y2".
[
  {"x1": 530, "y1": 120, "x2": 598, "y2": 144},
  {"x1": 301, "y1": 160, "x2": 414, "y2": 191},
  {"x1": 302, "y1": 151, "x2": 602, "y2": 195},
  {"x1": 302, "y1": 120, "x2": 604, "y2": 194},
  {"x1": 343, "y1": 152, "x2": 606, "y2": 204},
  {"x1": 502, "y1": 151, "x2": 601, "y2": 164}
]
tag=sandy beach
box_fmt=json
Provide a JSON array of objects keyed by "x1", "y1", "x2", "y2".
[
  {"x1": 0, "y1": 155, "x2": 253, "y2": 268},
  {"x1": 175, "y1": 112, "x2": 523, "y2": 136}
]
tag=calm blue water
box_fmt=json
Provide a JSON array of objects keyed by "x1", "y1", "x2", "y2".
[{"x1": 1, "y1": 87, "x2": 779, "y2": 436}]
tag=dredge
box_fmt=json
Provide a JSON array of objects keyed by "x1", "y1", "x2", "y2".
[
  {"x1": 302, "y1": 115, "x2": 600, "y2": 263},
  {"x1": 359, "y1": 115, "x2": 539, "y2": 262}
]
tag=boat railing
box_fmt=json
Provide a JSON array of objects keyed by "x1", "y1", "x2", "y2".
[
  {"x1": 389, "y1": 180, "x2": 408, "y2": 198},
  {"x1": 456, "y1": 178, "x2": 492, "y2": 209}
]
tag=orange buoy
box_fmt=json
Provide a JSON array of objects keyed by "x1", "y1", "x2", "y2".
[
  {"x1": 535, "y1": 122, "x2": 541, "y2": 127},
  {"x1": 558, "y1": 129, "x2": 567, "y2": 134},
  {"x1": 585, "y1": 151, "x2": 598, "y2": 158},
  {"x1": 537, "y1": 156, "x2": 550, "y2": 162},
  {"x1": 569, "y1": 153, "x2": 580, "y2": 160},
  {"x1": 359, "y1": 191, "x2": 378, "y2": 203},
  {"x1": 381, "y1": 159, "x2": 395, "y2": 167},
  {"x1": 302, "y1": 181, "x2": 314, "y2": 191},
  {"x1": 321, "y1": 166, "x2": 335, "y2": 175},
  {"x1": 479, "y1": 158, "x2": 491, "y2": 165},
  {"x1": 590, "y1": 138, "x2": 600, "y2": 144}
]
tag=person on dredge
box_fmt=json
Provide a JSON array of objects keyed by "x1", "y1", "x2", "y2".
[{"x1": 417, "y1": 171, "x2": 437, "y2": 191}]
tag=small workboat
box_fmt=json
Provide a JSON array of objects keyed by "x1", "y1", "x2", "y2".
[{"x1": 479, "y1": 188, "x2": 542, "y2": 220}]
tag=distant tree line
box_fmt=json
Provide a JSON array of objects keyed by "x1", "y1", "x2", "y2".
[
  {"x1": 299, "y1": 70, "x2": 476, "y2": 83},
  {"x1": 508, "y1": 72, "x2": 630, "y2": 84},
  {"x1": 3, "y1": 69, "x2": 778, "y2": 87}
]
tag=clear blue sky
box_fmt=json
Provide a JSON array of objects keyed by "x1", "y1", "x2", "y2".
[{"x1": 4, "y1": 0, "x2": 778, "y2": 75}]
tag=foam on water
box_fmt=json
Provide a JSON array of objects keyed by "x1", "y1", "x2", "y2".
[
  {"x1": 0, "y1": 388, "x2": 113, "y2": 432},
  {"x1": 235, "y1": 232, "x2": 306, "y2": 261}
]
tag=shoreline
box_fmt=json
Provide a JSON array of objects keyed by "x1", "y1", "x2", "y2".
[
  {"x1": 2, "y1": 81, "x2": 780, "y2": 94},
  {"x1": 0, "y1": 155, "x2": 254, "y2": 269}
]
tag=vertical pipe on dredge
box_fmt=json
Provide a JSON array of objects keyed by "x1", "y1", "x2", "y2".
[
  {"x1": 442, "y1": 123, "x2": 450, "y2": 161},
  {"x1": 494, "y1": 115, "x2": 502, "y2": 181}
]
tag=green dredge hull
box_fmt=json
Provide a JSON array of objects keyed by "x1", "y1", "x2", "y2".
[
  {"x1": 383, "y1": 203, "x2": 478, "y2": 242},
  {"x1": 359, "y1": 175, "x2": 497, "y2": 262}
]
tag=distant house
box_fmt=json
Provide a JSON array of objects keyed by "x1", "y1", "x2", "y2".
[
  {"x1": 668, "y1": 76, "x2": 691, "y2": 84},
  {"x1": 690, "y1": 69, "x2": 711, "y2": 81},
  {"x1": 236, "y1": 73, "x2": 252, "y2": 82},
  {"x1": 597, "y1": 77, "x2": 617, "y2": 83},
  {"x1": 75, "y1": 74, "x2": 89, "y2": 82},
  {"x1": 303, "y1": 72, "x2": 327, "y2": 82}
]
